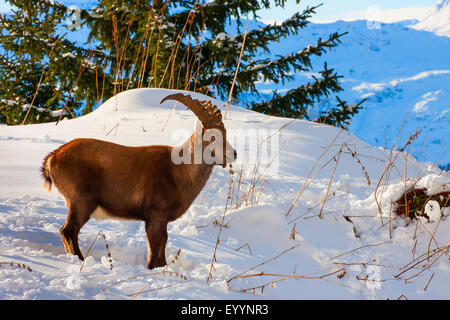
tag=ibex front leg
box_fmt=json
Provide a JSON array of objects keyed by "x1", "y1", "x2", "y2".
[{"x1": 145, "y1": 216, "x2": 168, "y2": 269}]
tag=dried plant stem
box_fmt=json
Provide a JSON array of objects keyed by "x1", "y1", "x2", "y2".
[
  {"x1": 207, "y1": 174, "x2": 234, "y2": 282},
  {"x1": 56, "y1": 51, "x2": 94, "y2": 124},
  {"x1": 132, "y1": 248, "x2": 182, "y2": 299},
  {"x1": 235, "y1": 243, "x2": 253, "y2": 255},
  {"x1": 395, "y1": 244, "x2": 449, "y2": 279},
  {"x1": 79, "y1": 230, "x2": 113, "y2": 275},
  {"x1": 423, "y1": 272, "x2": 435, "y2": 291},
  {"x1": 105, "y1": 122, "x2": 120, "y2": 136},
  {"x1": 286, "y1": 129, "x2": 343, "y2": 217},
  {"x1": 224, "y1": 23, "x2": 249, "y2": 120},
  {"x1": 373, "y1": 129, "x2": 421, "y2": 227},
  {"x1": 319, "y1": 144, "x2": 343, "y2": 218},
  {"x1": 21, "y1": 36, "x2": 59, "y2": 125},
  {"x1": 238, "y1": 268, "x2": 346, "y2": 281},
  {"x1": 0, "y1": 261, "x2": 32, "y2": 272},
  {"x1": 128, "y1": 280, "x2": 190, "y2": 296},
  {"x1": 328, "y1": 241, "x2": 390, "y2": 261},
  {"x1": 427, "y1": 200, "x2": 447, "y2": 258},
  {"x1": 227, "y1": 244, "x2": 300, "y2": 285},
  {"x1": 234, "y1": 279, "x2": 286, "y2": 295},
  {"x1": 103, "y1": 270, "x2": 187, "y2": 291},
  {"x1": 343, "y1": 143, "x2": 370, "y2": 186}
]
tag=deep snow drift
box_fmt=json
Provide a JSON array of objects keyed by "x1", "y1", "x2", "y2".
[{"x1": 0, "y1": 88, "x2": 448, "y2": 299}]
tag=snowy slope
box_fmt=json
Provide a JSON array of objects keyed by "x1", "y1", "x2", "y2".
[
  {"x1": 0, "y1": 88, "x2": 449, "y2": 300},
  {"x1": 244, "y1": 18, "x2": 450, "y2": 168},
  {"x1": 413, "y1": 0, "x2": 450, "y2": 37}
]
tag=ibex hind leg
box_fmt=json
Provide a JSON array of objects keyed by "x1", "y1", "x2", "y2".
[{"x1": 60, "y1": 200, "x2": 96, "y2": 261}]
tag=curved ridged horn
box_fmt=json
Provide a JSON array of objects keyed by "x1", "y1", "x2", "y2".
[{"x1": 161, "y1": 93, "x2": 224, "y2": 129}]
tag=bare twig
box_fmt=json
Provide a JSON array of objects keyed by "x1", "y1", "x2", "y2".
[{"x1": 328, "y1": 241, "x2": 390, "y2": 261}]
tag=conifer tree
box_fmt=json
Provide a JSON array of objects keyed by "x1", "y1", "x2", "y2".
[
  {"x1": 0, "y1": 0, "x2": 363, "y2": 128},
  {"x1": 0, "y1": 0, "x2": 112, "y2": 124}
]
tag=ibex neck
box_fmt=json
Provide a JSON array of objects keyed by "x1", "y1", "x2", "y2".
[{"x1": 173, "y1": 134, "x2": 214, "y2": 208}]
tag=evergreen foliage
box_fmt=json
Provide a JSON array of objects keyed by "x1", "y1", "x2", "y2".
[{"x1": 0, "y1": 0, "x2": 363, "y2": 127}]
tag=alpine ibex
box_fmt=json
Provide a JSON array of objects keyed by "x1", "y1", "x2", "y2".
[{"x1": 41, "y1": 93, "x2": 237, "y2": 269}]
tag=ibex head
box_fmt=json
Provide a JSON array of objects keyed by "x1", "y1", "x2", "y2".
[{"x1": 161, "y1": 93, "x2": 237, "y2": 167}]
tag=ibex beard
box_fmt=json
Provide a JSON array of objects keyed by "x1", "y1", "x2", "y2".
[{"x1": 41, "y1": 93, "x2": 237, "y2": 269}]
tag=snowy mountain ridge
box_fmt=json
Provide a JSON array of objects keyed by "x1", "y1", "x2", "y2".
[
  {"x1": 247, "y1": 15, "x2": 450, "y2": 168},
  {"x1": 413, "y1": 0, "x2": 450, "y2": 37}
]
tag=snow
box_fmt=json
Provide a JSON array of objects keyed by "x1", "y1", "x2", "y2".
[
  {"x1": 314, "y1": 6, "x2": 434, "y2": 25},
  {"x1": 0, "y1": 88, "x2": 449, "y2": 300},
  {"x1": 61, "y1": 52, "x2": 76, "y2": 59},
  {"x1": 425, "y1": 200, "x2": 442, "y2": 222},
  {"x1": 413, "y1": 0, "x2": 450, "y2": 37},
  {"x1": 246, "y1": 16, "x2": 450, "y2": 168}
]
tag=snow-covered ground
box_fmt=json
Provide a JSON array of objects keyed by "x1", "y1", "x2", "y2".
[{"x1": 0, "y1": 88, "x2": 448, "y2": 300}]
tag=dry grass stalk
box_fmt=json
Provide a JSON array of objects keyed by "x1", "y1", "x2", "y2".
[
  {"x1": 127, "y1": 280, "x2": 190, "y2": 296},
  {"x1": 105, "y1": 122, "x2": 120, "y2": 136},
  {"x1": 395, "y1": 244, "x2": 449, "y2": 279},
  {"x1": 373, "y1": 129, "x2": 422, "y2": 227},
  {"x1": 234, "y1": 278, "x2": 286, "y2": 295},
  {"x1": 79, "y1": 230, "x2": 113, "y2": 275},
  {"x1": 0, "y1": 261, "x2": 32, "y2": 272},
  {"x1": 238, "y1": 268, "x2": 346, "y2": 281},
  {"x1": 427, "y1": 198, "x2": 448, "y2": 258},
  {"x1": 132, "y1": 248, "x2": 182, "y2": 299},
  {"x1": 233, "y1": 126, "x2": 284, "y2": 210},
  {"x1": 21, "y1": 36, "x2": 60, "y2": 125},
  {"x1": 207, "y1": 174, "x2": 234, "y2": 282},
  {"x1": 230, "y1": 267, "x2": 347, "y2": 295},
  {"x1": 227, "y1": 244, "x2": 300, "y2": 286},
  {"x1": 319, "y1": 144, "x2": 343, "y2": 218},
  {"x1": 56, "y1": 51, "x2": 94, "y2": 124},
  {"x1": 286, "y1": 129, "x2": 343, "y2": 217},
  {"x1": 413, "y1": 211, "x2": 439, "y2": 253},
  {"x1": 137, "y1": 10, "x2": 158, "y2": 88},
  {"x1": 343, "y1": 142, "x2": 370, "y2": 186},
  {"x1": 333, "y1": 261, "x2": 391, "y2": 268},
  {"x1": 328, "y1": 241, "x2": 390, "y2": 261},
  {"x1": 289, "y1": 223, "x2": 297, "y2": 240},
  {"x1": 157, "y1": 7, "x2": 197, "y2": 89},
  {"x1": 103, "y1": 270, "x2": 187, "y2": 292},
  {"x1": 224, "y1": 24, "x2": 249, "y2": 120},
  {"x1": 423, "y1": 272, "x2": 435, "y2": 291},
  {"x1": 235, "y1": 243, "x2": 253, "y2": 255},
  {"x1": 288, "y1": 185, "x2": 351, "y2": 224}
]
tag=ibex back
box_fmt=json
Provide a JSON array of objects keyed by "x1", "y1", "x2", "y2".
[{"x1": 41, "y1": 93, "x2": 237, "y2": 269}]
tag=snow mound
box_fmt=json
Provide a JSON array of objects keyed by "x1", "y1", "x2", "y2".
[
  {"x1": 0, "y1": 88, "x2": 449, "y2": 300},
  {"x1": 87, "y1": 88, "x2": 234, "y2": 117}
]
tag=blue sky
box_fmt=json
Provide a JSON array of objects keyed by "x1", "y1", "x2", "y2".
[
  {"x1": 256, "y1": 0, "x2": 438, "y2": 21},
  {"x1": 0, "y1": 0, "x2": 439, "y2": 20}
]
